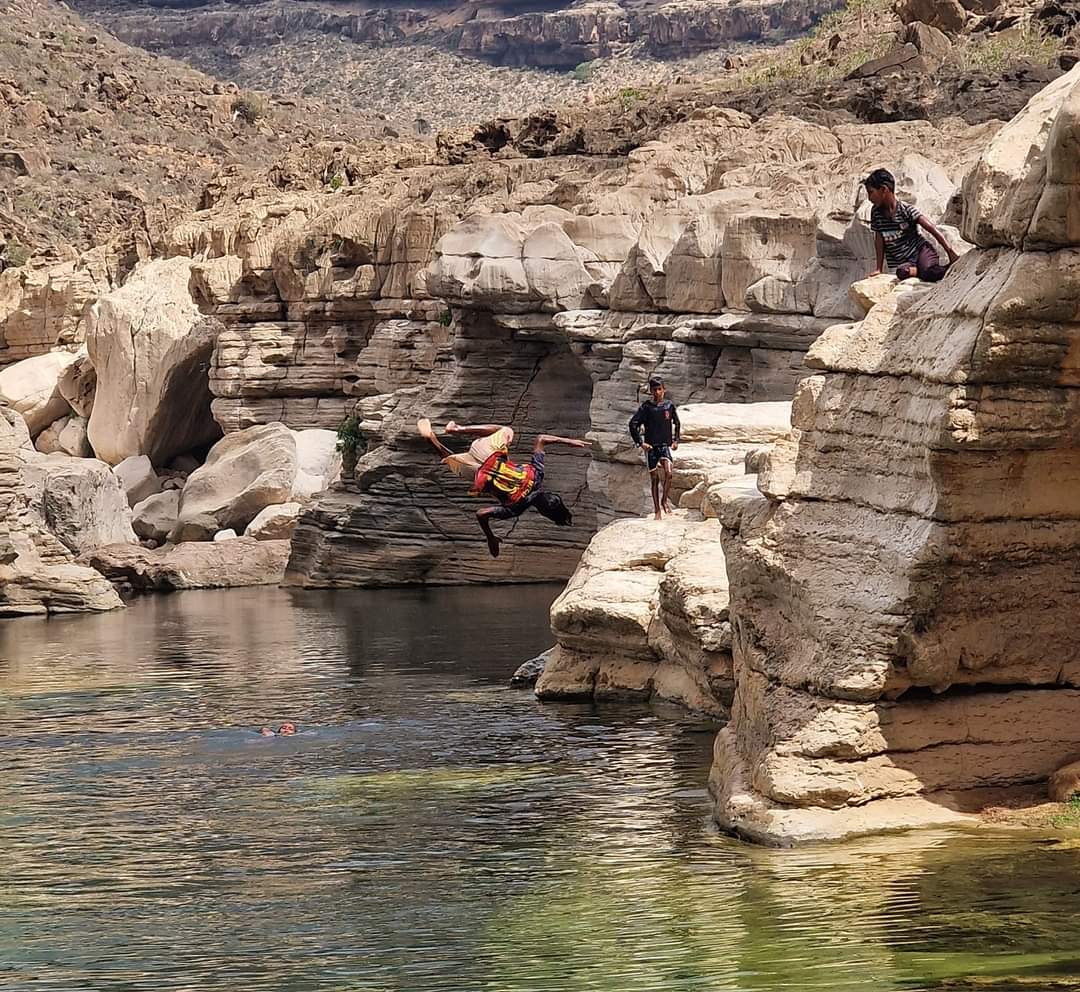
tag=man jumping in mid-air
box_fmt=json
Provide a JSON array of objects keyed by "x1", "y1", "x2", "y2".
[{"x1": 418, "y1": 419, "x2": 589, "y2": 558}]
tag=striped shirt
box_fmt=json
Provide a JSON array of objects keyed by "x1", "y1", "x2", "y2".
[{"x1": 870, "y1": 200, "x2": 928, "y2": 268}]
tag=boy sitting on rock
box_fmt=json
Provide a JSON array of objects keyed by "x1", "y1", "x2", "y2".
[{"x1": 864, "y1": 168, "x2": 959, "y2": 283}]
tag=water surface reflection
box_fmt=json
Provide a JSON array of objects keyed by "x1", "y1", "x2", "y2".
[{"x1": 2, "y1": 587, "x2": 1078, "y2": 991}]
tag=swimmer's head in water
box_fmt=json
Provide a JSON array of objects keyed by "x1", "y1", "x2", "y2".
[
  {"x1": 278, "y1": 722, "x2": 297, "y2": 735},
  {"x1": 258, "y1": 726, "x2": 275, "y2": 737}
]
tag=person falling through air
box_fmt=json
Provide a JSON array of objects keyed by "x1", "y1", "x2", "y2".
[
  {"x1": 629, "y1": 376, "x2": 680, "y2": 521},
  {"x1": 864, "y1": 167, "x2": 959, "y2": 283},
  {"x1": 418, "y1": 419, "x2": 590, "y2": 559}
]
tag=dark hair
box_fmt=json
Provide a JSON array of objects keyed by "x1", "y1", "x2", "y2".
[
  {"x1": 864, "y1": 168, "x2": 895, "y2": 192},
  {"x1": 533, "y1": 491, "x2": 573, "y2": 527},
  {"x1": 647, "y1": 376, "x2": 664, "y2": 389}
]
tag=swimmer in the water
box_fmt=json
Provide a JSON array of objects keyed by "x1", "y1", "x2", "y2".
[{"x1": 257, "y1": 722, "x2": 297, "y2": 737}]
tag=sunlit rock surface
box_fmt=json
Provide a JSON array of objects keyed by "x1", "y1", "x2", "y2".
[{"x1": 711, "y1": 65, "x2": 1080, "y2": 845}]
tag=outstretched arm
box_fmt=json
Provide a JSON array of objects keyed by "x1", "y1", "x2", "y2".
[
  {"x1": 445, "y1": 422, "x2": 503, "y2": 438},
  {"x1": 917, "y1": 216, "x2": 959, "y2": 263},
  {"x1": 535, "y1": 434, "x2": 590, "y2": 452}
]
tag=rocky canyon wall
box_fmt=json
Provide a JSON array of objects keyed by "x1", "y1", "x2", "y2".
[
  {"x1": 710, "y1": 64, "x2": 1080, "y2": 844},
  {"x1": 74, "y1": 0, "x2": 844, "y2": 68}
]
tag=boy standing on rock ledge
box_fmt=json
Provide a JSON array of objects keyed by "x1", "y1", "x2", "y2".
[
  {"x1": 629, "y1": 377, "x2": 680, "y2": 521},
  {"x1": 864, "y1": 168, "x2": 959, "y2": 283}
]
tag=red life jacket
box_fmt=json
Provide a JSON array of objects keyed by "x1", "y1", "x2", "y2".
[{"x1": 472, "y1": 451, "x2": 537, "y2": 504}]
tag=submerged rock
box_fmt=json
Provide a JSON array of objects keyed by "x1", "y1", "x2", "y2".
[{"x1": 510, "y1": 648, "x2": 553, "y2": 689}]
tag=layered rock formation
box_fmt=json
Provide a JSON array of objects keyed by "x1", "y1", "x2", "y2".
[
  {"x1": 710, "y1": 64, "x2": 1080, "y2": 844},
  {"x1": 76, "y1": 0, "x2": 842, "y2": 69},
  {"x1": 536, "y1": 401, "x2": 789, "y2": 714}
]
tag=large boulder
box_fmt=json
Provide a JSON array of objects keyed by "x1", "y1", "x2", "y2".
[
  {"x1": 245, "y1": 502, "x2": 302, "y2": 540},
  {"x1": 24, "y1": 455, "x2": 139, "y2": 554},
  {"x1": 86, "y1": 257, "x2": 222, "y2": 466},
  {"x1": 113, "y1": 455, "x2": 162, "y2": 508},
  {"x1": 292, "y1": 429, "x2": 341, "y2": 500},
  {"x1": 0, "y1": 351, "x2": 79, "y2": 436},
  {"x1": 176, "y1": 422, "x2": 298, "y2": 533},
  {"x1": 81, "y1": 537, "x2": 290, "y2": 593},
  {"x1": 131, "y1": 489, "x2": 181, "y2": 544},
  {"x1": 57, "y1": 351, "x2": 97, "y2": 418},
  {"x1": 895, "y1": 0, "x2": 968, "y2": 32},
  {"x1": 0, "y1": 408, "x2": 122, "y2": 617}
]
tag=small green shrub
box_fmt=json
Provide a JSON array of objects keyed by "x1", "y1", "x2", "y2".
[
  {"x1": 3, "y1": 241, "x2": 30, "y2": 268},
  {"x1": 231, "y1": 93, "x2": 269, "y2": 124},
  {"x1": 437, "y1": 309, "x2": 453, "y2": 327},
  {"x1": 618, "y1": 87, "x2": 645, "y2": 110},
  {"x1": 329, "y1": 174, "x2": 344, "y2": 191},
  {"x1": 955, "y1": 24, "x2": 1062, "y2": 74},
  {"x1": 1049, "y1": 796, "x2": 1080, "y2": 829},
  {"x1": 571, "y1": 60, "x2": 596, "y2": 83}
]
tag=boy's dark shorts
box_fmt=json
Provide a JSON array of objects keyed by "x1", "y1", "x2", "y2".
[
  {"x1": 490, "y1": 451, "x2": 545, "y2": 520},
  {"x1": 647, "y1": 445, "x2": 674, "y2": 471}
]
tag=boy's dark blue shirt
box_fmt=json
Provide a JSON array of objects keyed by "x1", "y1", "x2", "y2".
[{"x1": 629, "y1": 399, "x2": 680, "y2": 447}]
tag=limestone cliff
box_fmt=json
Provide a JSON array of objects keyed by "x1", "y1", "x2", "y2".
[
  {"x1": 162, "y1": 110, "x2": 987, "y2": 586},
  {"x1": 710, "y1": 64, "x2": 1080, "y2": 844}
]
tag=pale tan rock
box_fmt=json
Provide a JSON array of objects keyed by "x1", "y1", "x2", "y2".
[
  {"x1": 0, "y1": 352, "x2": 79, "y2": 436},
  {"x1": 132, "y1": 490, "x2": 180, "y2": 544},
  {"x1": 848, "y1": 273, "x2": 899, "y2": 315},
  {"x1": 24, "y1": 454, "x2": 138, "y2": 555},
  {"x1": 57, "y1": 351, "x2": 97, "y2": 418},
  {"x1": 962, "y1": 65, "x2": 1080, "y2": 249},
  {"x1": 81, "y1": 537, "x2": 290, "y2": 593},
  {"x1": 58, "y1": 417, "x2": 93, "y2": 458},
  {"x1": 0, "y1": 408, "x2": 122, "y2": 616},
  {"x1": 244, "y1": 502, "x2": 302, "y2": 540},
  {"x1": 721, "y1": 210, "x2": 816, "y2": 314},
  {"x1": 178, "y1": 422, "x2": 298, "y2": 533},
  {"x1": 291, "y1": 429, "x2": 341, "y2": 500},
  {"x1": 86, "y1": 257, "x2": 222, "y2": 465},
  {"x1": 113, "y1": 455, "x2": 162, "y2": 508},
  {"x1": 0, "y1": 253, "x2": 113, "y2": 366}
]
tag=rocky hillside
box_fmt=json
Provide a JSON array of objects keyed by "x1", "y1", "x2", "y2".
[{"x1": 0, "y1": 0, "x2": 402, "y2": 261}]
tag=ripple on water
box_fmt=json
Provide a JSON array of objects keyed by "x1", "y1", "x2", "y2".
[{"x1": 2, "y1": 586, "x2": 1079, "y2": 992}]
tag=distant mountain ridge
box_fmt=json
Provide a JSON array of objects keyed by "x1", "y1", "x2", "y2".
[{"x1": 72, "y1": 0, "x2": 844, "y2": 67}]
